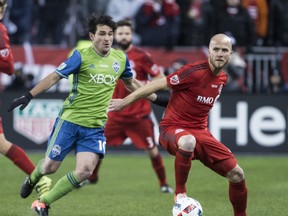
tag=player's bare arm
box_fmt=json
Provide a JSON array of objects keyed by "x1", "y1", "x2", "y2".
[
  {"x1": 29, "y1": 72, "x2": 62, "y2": 97},
  {"x1": 109, "y1": 77, "x2": 168, "y2": 111},
  {"x1": 7, "y1": 72, "x2": 61, "y2": 112}
]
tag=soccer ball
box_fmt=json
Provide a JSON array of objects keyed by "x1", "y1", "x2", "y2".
[{"x1": 172, "y1": 197, "x2": 203, "y2": 216}]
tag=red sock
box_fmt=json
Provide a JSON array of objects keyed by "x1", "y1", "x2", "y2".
[
  {"x1": 175, "y1": 148, "x2": 192, "y2": 194},
  {"x1": 88, "y1": 160, "x2": 102, "y2": 182},
  {"x1": 5, "y1": 144, "x2": 35, "y2": 175},
  {"x1": 229, "y1": 180, "x2": 248, "y2": 216},
  {"x1": 151, "y1": 153, "x2": 167, "y2": 186}
]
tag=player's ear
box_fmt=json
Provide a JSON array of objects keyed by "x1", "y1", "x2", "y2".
[{"x1": 89, "y1": 32, "x2": 94, "y2": 41}]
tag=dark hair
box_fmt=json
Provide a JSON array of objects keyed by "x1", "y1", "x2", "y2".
[
  {"x1": 117, "y1": 20, "x2": 133, "y2": 30},
  {"x1": 88, "y1": 14, "x2": 117, "y2": 34}
]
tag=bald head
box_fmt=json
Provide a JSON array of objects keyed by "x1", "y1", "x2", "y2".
[
  {"x1": 209, "y1": 34, "x2": 232, "y2": 50},
  {"x1": 208, "y1": 34, "x2": 233, "y2": 74}
]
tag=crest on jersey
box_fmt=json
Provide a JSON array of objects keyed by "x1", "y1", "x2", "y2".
[
  {"x1": 112, "y1": 61, "x2": 120, "y2": 73},
  {"x1": 0, "y1": 48, "x2": 9, "y2": 57},
  {"x1": 52, "y1": 144, "x2": 61, "y2": 158},
  {"x1": 170, "y1": 75, "x2": 179, "y2": 85},
  {"x1": 57, "y1": 62, "x2": 67, "y2": 71}
]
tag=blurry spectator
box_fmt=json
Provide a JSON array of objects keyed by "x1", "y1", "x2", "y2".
[
  {"x1": 1, "y1": 0, "x2": 17, "y2": 35},
  {"x1": 135, "y1": 0, "x2": 180, "y2": 50},
  {"x1": 4, "y1": 62, "x2": 34, "y2": 91},
  {"x1": 106, "y1": 0, "x2": 145, "y2": 22},
  {"x1": 84, "y1": 0, "x2": 108, "y2": 15},
  {"x1": 33, "y1": 0, "x2": 69, "y2": 45},
  {"x1": 241, "y1": 0, "x2": 268, "y2": 46},
  {"x1": 8, "y1": 0, "x2": 33, "y2": 44},
  {"x1": 224, "y1": 50, "x2": 247, "y2": 93},
  {"x1": 215, "y1": 0, "x2": 256, "y2": 52},
  {"x1": 269, "y1": 67, "x2": 282, "y2": 93},
  {"x1": 177, "y1": 0, "x2": 215, "y2": 46},
  {"x1": 267, "y1": 0, "x2": 288, "y2": 47},
  {"x1": 266, "y1": 0, "x2": 283, "y2": 46},
  {"x1": 106, "y1": 0, "x2": 145, "y2": 45},
  {"x1": 164, "y1": 58, "x2": 187, "y2": 76}
]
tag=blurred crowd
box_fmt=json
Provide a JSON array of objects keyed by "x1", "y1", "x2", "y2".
[
  {"x1": 2, "y1": 0, "x2": 288, "y2": 94},
  {"x1": 3, "y1": 0, "x2": 288, "y2": 48}
]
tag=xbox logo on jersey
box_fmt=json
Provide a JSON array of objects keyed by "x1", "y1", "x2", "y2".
[{"x1": 89, "y1": 73, "x2": 117, "y2": 84}]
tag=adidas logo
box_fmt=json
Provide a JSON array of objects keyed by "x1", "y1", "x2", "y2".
[{"x1": 89, "y1": 64, "x2": 95, "y2": 69}]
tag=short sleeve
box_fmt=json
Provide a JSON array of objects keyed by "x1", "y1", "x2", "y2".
[
  {"x1": 55, "y1": 50, "x2": 82, "y2": 79},
  {"x1": 120, "y1": 54, "x2": 133, "y2": 80},
  {"x1": 166, "y1": 64, "x2": 194, "y2": 91}
]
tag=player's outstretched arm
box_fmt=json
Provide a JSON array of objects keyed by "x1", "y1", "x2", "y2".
[
  {"x1": 110, "y1": 77, "x2": 168, "y2": 111},
  {"x1": 7, "y1": 72, "x2": 61, "y2": 112}
]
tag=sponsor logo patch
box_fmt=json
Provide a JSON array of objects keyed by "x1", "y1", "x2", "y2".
[
  {"x1": 170, "y1": 75, "x2": 179, "y2": 85},
  {"x1": 57, "y1": 62, "x2": 67, "y2": 71}
]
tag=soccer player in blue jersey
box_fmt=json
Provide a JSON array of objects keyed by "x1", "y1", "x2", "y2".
[{"x1": 7, "y1": 15, "x2": 153, "y2": 216}]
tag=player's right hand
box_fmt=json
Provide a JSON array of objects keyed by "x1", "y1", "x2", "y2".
[
  {"x1": 108, "y1": 98, "x2": 125, "y2": 112},
  {"x1": 7, "y1": 92, "x2": 33, "y2": 112}
]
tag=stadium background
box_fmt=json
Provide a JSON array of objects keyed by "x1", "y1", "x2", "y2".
[{"x1": 0, "y1": 45, "x2": 287, "y2": 154}]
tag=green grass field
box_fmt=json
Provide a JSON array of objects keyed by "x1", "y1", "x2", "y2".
[{"x1": 1, "y1": 152, "x2": 287, "y2": 216}]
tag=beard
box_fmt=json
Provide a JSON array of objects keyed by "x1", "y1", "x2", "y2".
[{"x1": 117, "y1": 40, "x2": 132, "y2": 51}]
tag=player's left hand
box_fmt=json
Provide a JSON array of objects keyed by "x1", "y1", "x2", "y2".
[{"x1": 7, "y1": 92, "x2": 33, "y2": 112}]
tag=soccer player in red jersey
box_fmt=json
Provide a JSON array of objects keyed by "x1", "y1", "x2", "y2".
[
  {"x1": 0, "y1": 0, "x2": 51, "y2": 198},
  {"x1": 85, "y1": 20, "x2": 173, "y2": 193},
  {"x1": 109, "y1": 34, "x2": 248, "y2": 216}
]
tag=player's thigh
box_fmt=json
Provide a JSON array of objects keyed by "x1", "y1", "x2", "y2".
[
  {"x1": 104, "y1": 119, "x2": 127, "y2": 146},
  {"x1": 46, "y1": 118, "x2": 77, "y2": 161},
  {"x1": 76, "y1": 152, "x2": 100, "y2": 172},
  {"x1": 77, "y1": 126, "x2": 107, "y2": 159},
  {"x1": 195, "y1": 130, "x2": 237, "y2": 177},
  {"x1": 126, "y1": 118, "x2": 155, "y2": 149}
]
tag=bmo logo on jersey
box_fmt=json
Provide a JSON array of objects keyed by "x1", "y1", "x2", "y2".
[
  {"x1": 197, "y1": 95, "x2": 215, "y2": 104},
  {"x1": 89, "y1": 73, "x2": 117, "y2": 84}
]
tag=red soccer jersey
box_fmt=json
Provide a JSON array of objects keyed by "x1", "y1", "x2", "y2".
[
  {"x1": 160, "y1": 60, "x2": 228, "y2": 129},
  {"x1": 0, "y1": 22, "x2": 14, "y2": 75},
  {"x1": 108, "y1": 45, "x2": 161, "y2": 121}
]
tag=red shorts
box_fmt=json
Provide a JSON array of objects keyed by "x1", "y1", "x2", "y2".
[
  {"x1": 159, "y1": 126, "x2": 237, "y2": 176},
  {"x1": 104, "y1": 116, "x2": 155, "y2": 150},
  {"x1": 0, "y1": 117, "x2": 3, "y2": 134}
]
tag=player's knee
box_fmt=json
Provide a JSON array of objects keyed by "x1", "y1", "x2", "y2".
[
  {"x1": 76, "y1": 166, "x2": 95, "y2": 181},
  {"x1": 147, "y1": 146, "x2": 159, "y2": 158},
  {"x1": 0, "y1": 137, "x2": 12, "y2": 154},
  {"x1": 177, "y1": 135, "x2": 196, "y2": 152},
  {"x1": 227, "y1": 165, "x2": 245, "y2": 183},
  {"x1": 42, "y1": 159, "x2": 60, "y2": 174}
]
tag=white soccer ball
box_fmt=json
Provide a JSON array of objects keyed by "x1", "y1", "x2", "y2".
[{"x1": 172, "y1": 197, "x2": 203, "y2": 216}]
